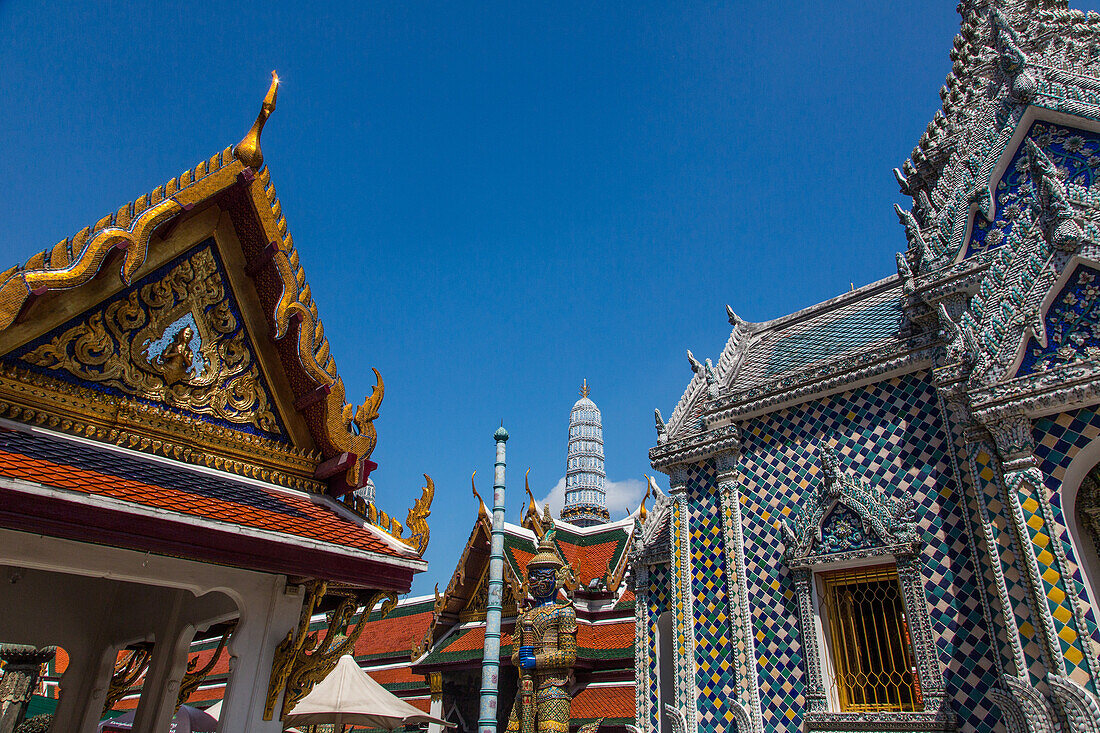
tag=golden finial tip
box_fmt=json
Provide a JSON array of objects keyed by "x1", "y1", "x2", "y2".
[
  {"x1": 233, "y1": 71, "x2": 281, "y2": 170},
  {"x1": 580, "y1": 379, "x2": 590, "y2": 398}
]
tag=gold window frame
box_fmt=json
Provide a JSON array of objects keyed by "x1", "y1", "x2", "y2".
[{"x1": 818, "y1": 564, "x2": 922, "y2": 713}]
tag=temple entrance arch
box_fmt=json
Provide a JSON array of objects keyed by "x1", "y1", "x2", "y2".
[{"x1": 1059, "y1": 436, "x2": 1100, "y2": 625}]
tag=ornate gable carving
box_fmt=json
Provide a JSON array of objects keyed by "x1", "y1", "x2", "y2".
[
  {"x1": 10, "y1": 242, "x2": 284, "y2": 438},
  {"x1": 780, "y1": 445, "x2": 918, "y2": 564},
  {"x1": 926, "y1": 122, "x2": 1100, "y2": 398},
  {"x1": 1017, "y1": 262, "x2": 1100, "y2": 375},
  {"x1": 893, "y1": 4, "x2": 1100, "y2": 274}
]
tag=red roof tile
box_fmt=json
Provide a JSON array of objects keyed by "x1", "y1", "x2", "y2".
[
  {"x1": 367, "y1": 666, "x2": 426, "y2": 687},
  {"x1": 354, "y1": 610, "x2": 434, "y2": 658},
  {"x1": 0, "y1": 445, "x2": 407, "y2": 558},
  {"x1": 570, "y1": 684, "x2": 634, "y2": 721},
  {"x1": 577, "y1": 622, "x2": 634, "y2": 650},
  {"x1": 556, "y1": 538, "x2": 622, "y2": 585}
]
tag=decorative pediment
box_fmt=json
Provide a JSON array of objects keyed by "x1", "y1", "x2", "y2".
[
  {"x1": 781, "y1": 445, "x2": 918, "y2": 564},
  {"x1": 1016, "y1": 262, "x2": 1100, "y2": 375},
  {"x1": 925, "y1": 121, "x2": 1100, "y2": 395},
  {"x1": 0, "y1": 74, "x2": 437, "y2": 556},
  {"x1": 7, "y1": 242, "x2": 285, "y2": 439},
  {"x1": 893, "y1": 5, "x2": 1100, "y2": 274},
  {"x1": 632, "y1": 475, "x2": 671, "y2": 566}
]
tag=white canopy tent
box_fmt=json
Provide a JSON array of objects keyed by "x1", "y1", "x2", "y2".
[
  {"x1": 283, "y1": 655, "x2": 453, "y2": 731},
  {"x1": 202, "y1": 700, "x2": 301, "y2": 733}
]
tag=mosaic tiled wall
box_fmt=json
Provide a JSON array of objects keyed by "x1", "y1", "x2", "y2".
[
  {"x1": 648, "y1": 563, "x2": 671, "y2": 732},
  {"x1": 1032, "y1": 407, "x2": 1100, "y2": 691},
  {"x1": 684, "y1": 461, "x2": 738, "y2": 732},
  {"x1": 733, "y1": 371, "x2": 999, "y2": 733},
  {"x1": 965, "y1": 446, "x2": 1040, "y2": 683}
]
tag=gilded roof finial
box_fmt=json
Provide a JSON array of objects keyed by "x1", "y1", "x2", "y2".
[
  {"x1": 234, "y1": 70, "x2": 280, "y2": 170},
  {"x1": 639, "y1": 476, "x2": 652, "y2": 522},
  {"x1": 580, "y1": 379, "x2": 589, "y2": 399},
  {"x1": 524, "y1": 468, "x2": 537, "y2": 513}
]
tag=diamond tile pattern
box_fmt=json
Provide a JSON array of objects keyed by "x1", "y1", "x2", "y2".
[
  {"x1": 725, "y1": 372, "x2": 999, "y2": 733},
  {"x1": 685, "y1": 462, "x2": 739, "y2": 732},
  {"x1": 648, "y1": 563, "x2": 671, "y2": 731},
  {"x1": 1032, "y1": 408, "x2": 1100, "y2": 689}
]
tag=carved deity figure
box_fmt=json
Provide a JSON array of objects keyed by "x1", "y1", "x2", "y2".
[
  {"x1": 151, "y1": 324, "x2": 197, "y2": 384},
  {"x1": 506, "y1": 533, "x2": 577, "y2": 733}
]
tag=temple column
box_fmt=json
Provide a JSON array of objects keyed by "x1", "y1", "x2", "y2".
[
  {"x1": 131, "y1": 590, "x2": 194, "y2": 733},
  {"x1": 427, "y1": 672, "x2": 444, "y2": 733},
  {"x1": 715, "y1": 449, "x2": 761, "y2": 733},
  {"x1": 632, "y1": 562, "x2": 652, "y2": 731},
  {"x1": 219, "y1": 577, "x2": 303, "y2": 733},
  {"x1": 49, "y1": 642, "x2": 117, "y2": 733},
  {"x1": 982, "y1": 411, "x2": 1100, "y2": 732},
  {"x1": 667, "y1": 464, "x2": 697, "y2": 733},
  {"x1": 0, "y1": 645, "x2": 55, "y2": 733}
]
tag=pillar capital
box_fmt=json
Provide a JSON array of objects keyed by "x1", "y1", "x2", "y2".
[{"x1": 668, "y1": 465, "x2": 689, "y2": 493}]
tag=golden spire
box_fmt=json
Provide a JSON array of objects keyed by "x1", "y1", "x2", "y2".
[
  {"x1": 234, "y1": 70, "x2": 280, "y2": 170},
  {"x1": 639, "y1": 476, "x2": 652, "y2": 523},
  {"x1": 580, "y1": 379, "x2": 589, "y2": 399},
  {"x1": 471, "y1": 470, "x2": 488, "y2": 519}
]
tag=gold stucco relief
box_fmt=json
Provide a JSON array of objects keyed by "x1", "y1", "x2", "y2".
[{"x1": 20, "y1": 246, "x2": 279, "y2": 433}]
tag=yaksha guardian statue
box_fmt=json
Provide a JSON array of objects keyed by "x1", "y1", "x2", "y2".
[{"x1": 505, "y1": 531, "x2": 587, "y2": 733}]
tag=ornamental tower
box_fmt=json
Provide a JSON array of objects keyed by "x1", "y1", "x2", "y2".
[{"x1": 561, "y1": 380, "x2": 610, "y2": 526}]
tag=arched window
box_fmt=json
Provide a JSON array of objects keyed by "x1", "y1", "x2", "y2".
[{"x1": 1074, "y1": 466, "x2": 1100, "y2": 621}]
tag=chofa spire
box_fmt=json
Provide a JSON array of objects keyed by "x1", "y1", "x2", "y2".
[{"x1": 233, "y1": 70, "x2": 280, "y2": 170}]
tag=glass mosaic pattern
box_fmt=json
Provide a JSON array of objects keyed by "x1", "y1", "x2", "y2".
[
  {"x1": 685, "y1": 461, "x2": 738, "y2": 732},
  {"x1": 1019, "y1": 264, "x2": 1100, "y2": 375},
  {"x1": 732, "y1": 372, "x2": 999, "y2": 733},
  {"x1": 648, "y1": 563, "x2": 671, "y2": 732},
  {"x1": 1032, "y1": 408, "x2": 1100, "y2": 692},
  {"x1": 965, "y1": 122, "x2": 1100, "y2": 259}
]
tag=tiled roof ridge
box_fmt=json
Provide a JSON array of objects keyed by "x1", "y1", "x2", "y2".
[
  {"x1": 0, "y1": 446, "x2": 422, "y2": 567},
  {"x1": 665, "y1": 274, "x2": 902, "y2": 439},
  {"x1": 732, "y1": 273, "x2": 901, "y2": 337},
  {"x1": 0, "y1": 416, "x2": 414, "y2": 558},
  {"x1": 0, "y1": 104, "x2": 407, "y2": 507}
]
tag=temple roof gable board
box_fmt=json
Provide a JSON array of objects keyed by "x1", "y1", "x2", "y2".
[{"x1": 0, "y1": 74, "x2": 433, "y2": 556}]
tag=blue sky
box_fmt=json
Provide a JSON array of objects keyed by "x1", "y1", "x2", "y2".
[{"x1": 5, "y1": 2, "x2": 1100, "y2": 597}]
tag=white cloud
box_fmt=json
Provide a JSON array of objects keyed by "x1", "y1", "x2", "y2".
[{"x1": 537, "y1": 476, "x2": 647, "y2": 521}]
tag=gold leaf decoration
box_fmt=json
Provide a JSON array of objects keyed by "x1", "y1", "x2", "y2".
[
  {"x1": 403, "y1": 474, "x2": 434, "y2": 556},
  {"x1": 20, "y1": 246, "x2": 279, "y2": 433}
]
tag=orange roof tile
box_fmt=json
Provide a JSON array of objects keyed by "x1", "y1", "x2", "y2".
[
  {"x1": 0, "y1": 443, "x2": 406, "y2": 558},
  {"x1": 354, "y1": 610, "x2": 434, "y2": 658},
  {"x1": 570, "y1": 684, "x2": 634, "y2": 721},
  {"x1": 556, "y1": 538, "x2": 622, "y2": 585},
  {"x1": 366, "y1": 666, "x2": 426, "y2": 687},
  {"x1": 577, "y1": 622, "x2": 634, "y2": 650}
]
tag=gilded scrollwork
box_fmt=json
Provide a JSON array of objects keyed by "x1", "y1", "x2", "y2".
[
  {"x1": 265, "y1": 581, "x2": 397, "y2": 721},
  {"x1": 19, "y1": 246, "x2": 279, "y2": 434},
  {"x1": 403, "y1": 474, "x2": 435, "y2": 556},
  {"x1": 103, "y1": 647, "x2": 152, "y2": 713}
]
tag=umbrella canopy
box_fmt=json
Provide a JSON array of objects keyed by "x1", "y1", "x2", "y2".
[
  {"x1": 283, "y1": 655, "x2": 453, "y2": 730},
  {"x1": 97, "y1": 705, "x2": 218, "y2": 732}
]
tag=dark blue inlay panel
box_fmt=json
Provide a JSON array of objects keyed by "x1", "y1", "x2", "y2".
[{"x1": 966, "y1": 122, "x2": 1100, "y2": 259}]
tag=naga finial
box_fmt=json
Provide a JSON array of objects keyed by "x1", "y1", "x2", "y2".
[
  {"x1": 639, "y1": 477, "x2": 652, "y2": 522},
  {"x1": 471, "y1": 471, "x2": 488, "y2": 518},
  {"x1": 234, "y1": 70, "x2": 280, "y2": 170},
  {"x1": 726, "y1": 304, "x2": 739, "y2": 327}
]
